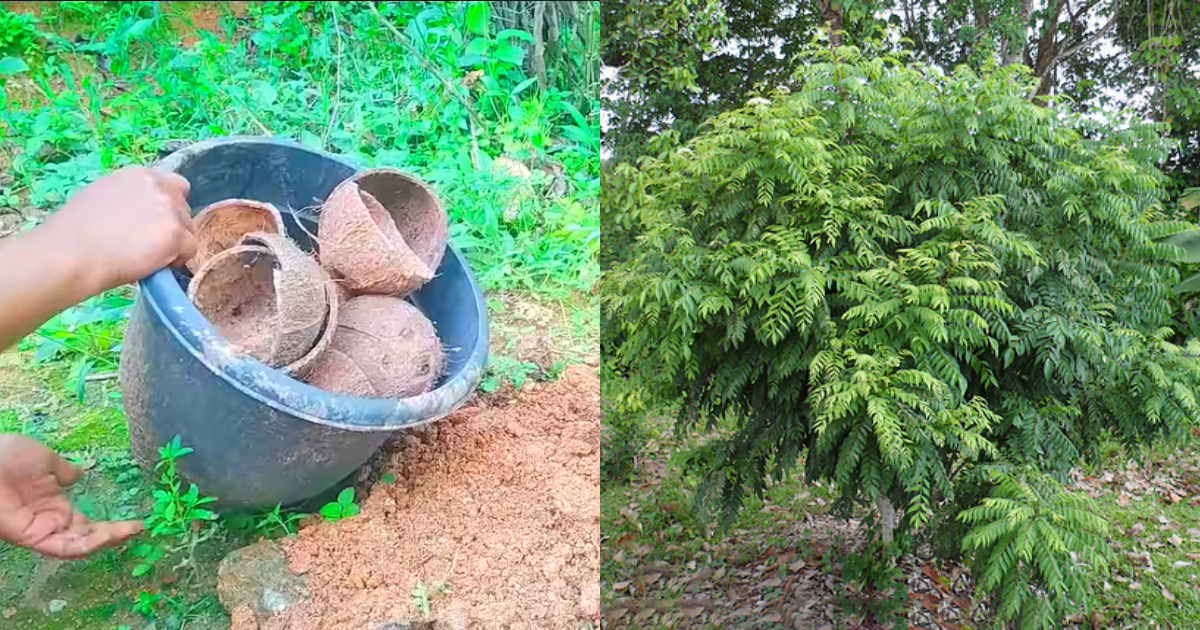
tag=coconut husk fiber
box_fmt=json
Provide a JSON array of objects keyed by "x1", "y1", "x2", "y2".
[
  {"x1": 187, "y1": 199, "x2": 285, "y2": 273},
  {"x1": 187, "y1": 233, "x2": 330, "y2": 368},
  {"x1": 302, "y1": 295, "x2": 445, "y2": 399},
  {"x1": 317, "y1": 169, "x2": 448, "y2": 297}
]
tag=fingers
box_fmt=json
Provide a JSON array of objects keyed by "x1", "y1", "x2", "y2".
[
  {"x1": 30, "y1": 518, "x2": 144, "y2": 560},
  {"x1": 50, "y1": 454, "x2": 82, "y2": 488},
  {"x1": 153, "y1": 170, "x2": 191, "y2": 200}
]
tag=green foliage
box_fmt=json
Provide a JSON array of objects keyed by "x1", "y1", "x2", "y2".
[
  {"x1": 131, "y1": 436, "x2": 220, "y2": 578},
  {"x1": 319, "y1": 487, "x2": 360, "y2": 522},
  {"x1": 19, "y1": 289, "x2": 131, "y2": 400},
  {"x1": 959, "y1": 469, "x2": 1112, "y2": 629},
  {"x1": 2, "y1": 2, "x2": 599, "y2": 295},
  {"x1": 835, "y1": 532, "x2": 909, "y2": 628},
  {"x1": 132, "y1": 590, "x2": 160, "y2": 617},
  {"x1": 479, "y1": 355, "x2": 540, "y2": 392},
  {"x1": 605, "y1": 44, "x2": 1200, "y2": 625},
  {"x1": 0, "y1": 6, "x2": 43, "y2": 58},
  {"x1": 254, "y1": 504, "x2": 307, "y2": 538},
  {"x1": 411, "y1": 579, "x2": 451, "y2": 617}
]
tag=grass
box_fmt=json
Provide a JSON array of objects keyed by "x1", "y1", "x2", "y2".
[{"x1": 0, "y1": 1, "x2": 599, "y2": 627}]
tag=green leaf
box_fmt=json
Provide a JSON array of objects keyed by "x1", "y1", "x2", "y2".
[
  {"x1": 0, "y1": 57, "x2": 29, "y2": 75},
  {"x1": 343, "y1": 503, "x2": 360, "y2": 518},
  {"x1": 380, "y1": 474, "x2": 396, "y2": 485},
  {"x1": 493, "y1": 45, "x2": 525, "y2": 66},
  {"x1": 464, "y1": 2, "x2": 490, "y2": 36},
  {"x1": 495, "y1": 29, "x2": 535, "y2": 43},
  {"x1": 1182, "y1": 187, "x2": 1200, "y2": 211},
  {"x1": 337, "y1": 487, "x2": 355, "y2": 506},
  {"x1": 319, "y1": 503, "x2": 342, "y2": 520},
  {"x1": 464, "y1": 37, "x2": 491, "y2": 56},
  {"x1": 1153, "y1": 229, "x2": 1200, "y2": 262},
  {"x1": 131, "y1": 563, "x2": 151, "y2": 577},
  {"x1": 456, "y1": 53, "x2": 485, "y2": 68},
  {"x1": 1174, "y1": 272, "x2": 1200, "y2": 294},
  {"x1": 511, "y1": 77, "x2": 538, "y2": 97}
]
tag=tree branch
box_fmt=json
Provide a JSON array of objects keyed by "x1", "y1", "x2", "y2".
[{"x1": 1051, "y1": 0, "x2": 1124, "y2": 68}]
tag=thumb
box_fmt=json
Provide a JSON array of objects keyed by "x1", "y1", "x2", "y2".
[{"x1": 49, "y1": 454, "x2": 82, "y2": 488}]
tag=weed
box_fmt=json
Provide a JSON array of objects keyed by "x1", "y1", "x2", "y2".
[
  {"x1": 479, "y1": 355, "x2": 539, "y2": 392},
  {"x1": 834, "y1": 532, "x2": 910, "y2": 629},
  {"x1": 132, "y1": 589, "x2": 160, "y2": 616},
  {"x1": 131, "y1": 436, "x2": 220, "y2": 577},
  {"x1": 411, "y1": 579, "x2": 451, "y2": 617},
  {"x1": 19, "y1": 289, "x2": 132, "y2": 400},
  {"x1": 255, "y1": 503, "x2": 307, "y2": 538},
  {"x1": 319, "y1": 487, "x2": 360, "y2": 522}
]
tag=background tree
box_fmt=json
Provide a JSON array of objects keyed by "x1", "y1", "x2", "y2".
[{"x1": 604, "y1": 45, "x2": 1200, "y2": 628}]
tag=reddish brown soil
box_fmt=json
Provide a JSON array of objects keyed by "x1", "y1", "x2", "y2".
[{"x1": 268, "y1": 365, "x2": 601, "y2": 630}]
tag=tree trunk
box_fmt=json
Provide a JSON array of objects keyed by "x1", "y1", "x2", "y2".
[
  {"x1": 532, "y1": 1, "x2": 547, "y2": 90},
  {"x1": 818, "y1": 0, "x2": 845, "y2": 51},
  {"x1": 1000, "y1": 0, "x2": 1035, "y2": 66},
  {"x1": 876, "y1": 494, "x2": 895, "y2": 546}
]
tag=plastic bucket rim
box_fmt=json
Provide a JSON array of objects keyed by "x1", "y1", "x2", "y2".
[{"x1": 138, "y1": 136, "x2": 488, "y2": 432}]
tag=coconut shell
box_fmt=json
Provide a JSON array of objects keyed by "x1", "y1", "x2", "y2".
[
  {"x1": 187, "y1": 199, "x2": 285, "y2": 273},
  {"x1": 187, "y1": 234, "x2": 331, "y2": 368},
  {"x1": 317, "y1": 169, "x2": 448, "y2": 297},
  {"x1": 239, "y1": 232, "x2": 335, "y2": 370},
  {"x1": 302, "y1": 295, "x2": 444, "y2": 399},
  {"x1": 186, "y1": 245, "x2": 278, "y2": 363}
]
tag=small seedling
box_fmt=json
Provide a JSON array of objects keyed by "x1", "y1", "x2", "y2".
[
  {"x1": 255, "y1": 503, "x2": 307, "y2": 537},
  {"x1": 132, "y1": 590, "x2": 160, "y2": 616},
  {"x1": 380, "y1": 473, "x2": 396, "y2": 485},
  {"x1": 411, "y1": 580, "x2": 451, "y2": 617},
  {"x1": 319, "y1": 487, "x2": 360, "y2": 521},
  {"x1": 131, "y1": 436, "x2": 220, "y2": 577}
]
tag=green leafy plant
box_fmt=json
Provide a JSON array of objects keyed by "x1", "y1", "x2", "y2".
[
  {"x1": 255, "y1": 503, "x2": 307, "y2": 538},
  {"x1": 836, "y1": 534, "x2": 909, "y2": 629},
  {"x1": 479, "y1": 355, "x2": 540, "y2": 392},
  {"x1": 604, "y1": 43, "x2": 1200, "y2": 627},
  {"x1": 959, "y1": 469, "x2": 1111, "y2": 629},
  {"x1": 132, "y1": 590, "x2": 160, "y2": 617},
  {"x1": 411, "y1": 579, "x2": 451, "y2": 617},
  {"x1": 319, "y1": 487, "x2": 360, "y2": 522},
  {"x1": 131, "y1": 436, "x2": 220, "y2": 577},
  {"x1": 19, "y1": 290, "x2": 132, "y2": 400}
]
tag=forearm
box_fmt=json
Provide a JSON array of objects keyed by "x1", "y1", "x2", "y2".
[{"x1": 0, "y1": 224, "x2": 106, "y2": 351}]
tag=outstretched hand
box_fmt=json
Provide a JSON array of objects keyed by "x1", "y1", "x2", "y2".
[{"x1": 0, "y1": 435, "x2": 142, "y2": 559}]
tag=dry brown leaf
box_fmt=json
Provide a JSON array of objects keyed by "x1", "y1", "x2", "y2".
[
  {"x1": 1170, "y1": 534, "x2": 1184, "y2": 547},
  {"x1": 1163, "y1": 585, "x2": 1176, "y2": 602},
  {"x1": 612, "y1": 581, "x2": 631, "y2": 591}
]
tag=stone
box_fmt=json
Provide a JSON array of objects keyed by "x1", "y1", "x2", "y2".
[
  {"x1": 47, "y1": 599, "x2": 67, "y2": 614},
  {"x1": 217, "y1": 540, "x2": 310, "y2": 626}
]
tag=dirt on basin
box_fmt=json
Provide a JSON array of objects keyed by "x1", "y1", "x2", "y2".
[{"x1": 256, "y1": 364, "x2": 601, "y2": 630}]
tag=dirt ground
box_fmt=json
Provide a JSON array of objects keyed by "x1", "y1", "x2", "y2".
[{"x1": 240, "y1": 364, "x2": 600, "y2": 630}]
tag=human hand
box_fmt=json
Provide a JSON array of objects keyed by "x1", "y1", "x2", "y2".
[
  {"x1": 41, "y1": 166, "x2": 196, "y2": 293},
  {"x1": 0, "y1": 435, "x2": 143, "y2": 559}
]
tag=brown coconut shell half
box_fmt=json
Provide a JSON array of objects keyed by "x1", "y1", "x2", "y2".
[
  {"x1": 317, "y1": 169, "x2": 448, "y2": 297},
  {"x1": 186, "y1": 233, "x2": 330, "y2": 368},
  {"x1": 239, "y1": 232, "x2": 338, "y2": 375},
  {"x1": 302, "y1": 295, "x2": 445, "y2": 399},
  {"x1": 187, "y1": 199, "x2": 285, "y2": 273}
]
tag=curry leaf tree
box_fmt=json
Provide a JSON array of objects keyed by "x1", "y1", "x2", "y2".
[{"x1": 604, "y1": 45, "x2": 1200, "y2": 628}]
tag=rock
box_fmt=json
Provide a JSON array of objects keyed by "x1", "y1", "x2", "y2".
[
  {"x1": 47, "y1": 599, "x2": 67, "y2": 614},
  {"x1": 217, "y1": 540, "x2": 310, "y2": 625}
]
